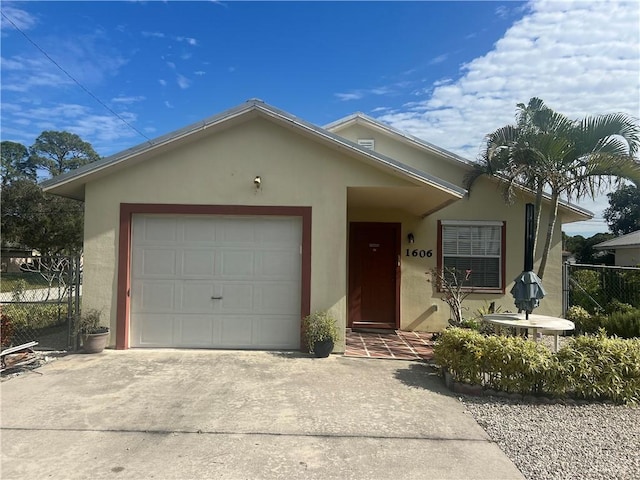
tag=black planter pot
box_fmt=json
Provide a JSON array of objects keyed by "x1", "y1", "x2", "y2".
[{"x1": 313, "y1": 339, "x2": 334, "y2": 358}]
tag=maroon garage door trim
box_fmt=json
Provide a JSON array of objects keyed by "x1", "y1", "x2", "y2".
[{"x1": 116, "y1": 204, "x2": 312, "y2": 350}]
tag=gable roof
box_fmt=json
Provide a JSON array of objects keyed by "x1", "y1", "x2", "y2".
[
  {"x1": 325, "y1": 112, "x2": 475, "y2": 168},
  {"x1": 41, "y1": 99, "x2": 466, "y2": 202},
  {"x1": 325, "y1": 112, "x2": 593, "y2": 223},
  {"x1": 593, "y1": 230, "x2": 640, "y2": 250}
]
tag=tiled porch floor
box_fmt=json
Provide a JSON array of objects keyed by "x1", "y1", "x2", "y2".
[{"x1": 345, "y1": 330, "x2": 435, "y2": 361}]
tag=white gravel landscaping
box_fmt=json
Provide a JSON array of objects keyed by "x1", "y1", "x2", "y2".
[{"x1": 461, "y1": 396, "x2": 640, "y2": 480}]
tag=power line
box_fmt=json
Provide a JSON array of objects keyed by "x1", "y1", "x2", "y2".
[{"x1": 1, "y1": 11, "x2": 152, "y2": 144}]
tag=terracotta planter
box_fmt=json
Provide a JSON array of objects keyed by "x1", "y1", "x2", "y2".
[{"x1": 81, "y1": 330, "x2": 109, "y2": 354}]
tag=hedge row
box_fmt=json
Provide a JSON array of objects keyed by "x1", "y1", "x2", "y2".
[
  {"x1": 433, "y1": 328, "x2": 640, "y2": 405},
  {"x1": 1, "y1": 303, "x2": 67, "y2": 329},
  {"x1": 567, "y1": 305, "x2": 640, "y2": 338}
]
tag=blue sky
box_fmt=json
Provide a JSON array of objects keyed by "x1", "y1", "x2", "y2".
[{"x1": 1, "y1": 0, "x2": 639, "y2": 237}]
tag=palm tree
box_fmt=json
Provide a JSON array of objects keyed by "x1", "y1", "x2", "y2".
[{"x1": 465, "y1": 98, "x2": 640, "y2": 279}]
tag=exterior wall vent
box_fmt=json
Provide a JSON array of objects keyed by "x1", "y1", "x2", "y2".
[{"x1": 357, "y1": 138, "x2": 375, "y2": 150}]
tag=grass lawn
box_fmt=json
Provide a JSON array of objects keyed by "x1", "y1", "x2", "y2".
[{"x1": 1, "y1": 272, "x2": 53, "y2": 293}]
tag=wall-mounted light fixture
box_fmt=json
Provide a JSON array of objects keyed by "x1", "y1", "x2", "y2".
[
  {"x1": 254, "y1": 176, "x2": 262, "y2": 189},
  {"x1": 407, "y1": 233, "x2": 415, "y2": 244}
]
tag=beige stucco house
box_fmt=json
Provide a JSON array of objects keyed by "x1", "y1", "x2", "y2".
[{"x1": 42, "y1": 100, "x2": 591, "y2": 351}]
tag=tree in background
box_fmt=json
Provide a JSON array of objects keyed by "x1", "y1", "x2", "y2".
[
  {"x1": 603, "y1": 184, "x2": 640, "y2": 236},
  {"x1": 465, "y1": 97, "x2": 640, "y2": 279},
  {"x1": 1, "y1": 141, "x2": 37, "y2": 186},
  {"x1": 30, "y1": 131, "x2": 100, "y2": 177},
  {"x1": 1, "y1": 131, "x2": 99, "y2": 255},
  {"x1": 564, "y1": 233, "x2": 615, "y2": 265}
]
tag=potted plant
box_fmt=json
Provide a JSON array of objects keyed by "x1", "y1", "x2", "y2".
[
  {"x1": 75, "y1": 309, "x2": 109, "y2": 354},
  {"x1": 302, "y1": 311, "x2": 340, "y2": 358}
]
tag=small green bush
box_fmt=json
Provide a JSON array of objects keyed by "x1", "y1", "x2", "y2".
[
  {"x1": 605, "y1": 299, "x2": 634, "y2": 314},
  {"x1": 302, "y1": 311, "x2": 340, "y2": 353},
  {"x1": 555, "y1": 332, "x2": 640, "y2": 404},
  {"x1": 566, "y1": 305, "x2": 600, "y2": 335},
  {"x1": 1, "y1": 304, "x2": 65, "y2": 329},
  {"x1": 598, "y1": 310, "x2": 640, "y2": 338},
  {"x1": 434, "y1": 328, "x2": 640, "y2": 404}
]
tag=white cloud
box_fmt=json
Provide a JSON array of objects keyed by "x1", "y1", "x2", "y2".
[
  {"x1": 111, "y1": 95, "x2": 146, "y2": 104},
  {"x1": 165, "y1": 101, "x2": 174, "y2": 109},
  {"x1": 158, "y1": 79, "x2": 167, "y2": 86},
  {"x1": 176, "y1": 36, "x2": 198, "y2": 46},
  {"x1": 428, "y1": 54, "x2": 448, "y2": 65},
  {"x1": 176, "y1": 74, "x2": 191, "y2": 89},
  {"x1": 0, "y1": 5, "x2": 38, "y2": 33},
  {"x1": 0, "y1": 30, "x2": 128, "y2": 93},
  {"x1": 194, "y1": 71, "x2": 206, "y2": 76},
  {"x1": 375, "y1": 0, "x2": 640, "y2": 236},
  {"x1": 0, "y1": 101, "x2": 141, "y2": 153},
  {"x1": 141, "y1": 31, "x2": 165, "y2": 39}
]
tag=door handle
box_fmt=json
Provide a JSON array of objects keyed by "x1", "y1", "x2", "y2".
[{"x1": 211, "y1": 296, "x2": 223, "y2": 300}]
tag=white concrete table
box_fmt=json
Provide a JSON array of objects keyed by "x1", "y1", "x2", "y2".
[{"x1": 482, "y1": 313, "x2": 575, "y2": 352}]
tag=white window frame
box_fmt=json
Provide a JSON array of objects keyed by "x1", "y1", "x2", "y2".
[{"x1": 439, "y1": 220, "x2": 505, "y2": 292}]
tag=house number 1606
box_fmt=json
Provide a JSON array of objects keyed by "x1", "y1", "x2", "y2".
[{"x1": 405, "y1": 249, "x2": 433, "y2": 258}]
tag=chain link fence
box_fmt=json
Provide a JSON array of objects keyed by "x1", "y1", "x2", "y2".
[
  {"x1": 563, "y1": 262, "x2": 640, "y2": 315},
  {"x1": 1, "y1": 255, "x2": 81, "y2": 351}
]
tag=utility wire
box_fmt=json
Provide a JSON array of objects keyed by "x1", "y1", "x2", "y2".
[{"x1": 1, "y1": 11, "x2": 152, "y2": 144}]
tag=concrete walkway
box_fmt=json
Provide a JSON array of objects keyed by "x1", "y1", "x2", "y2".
[{"x1": 1, "y1": 350, "x2": 524, "y2": 479}]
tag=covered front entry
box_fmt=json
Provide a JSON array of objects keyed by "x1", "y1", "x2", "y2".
[
  {"x1": 127, "y1": 211, "x2": 304, "y2": 349},
  {"x1": 348, "y1": 222, "x2": 400, "y2": 329}
]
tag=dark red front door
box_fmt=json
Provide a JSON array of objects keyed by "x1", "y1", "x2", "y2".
[{"x1": 348, "y1": 222, "x2": 400, "y2": 329}]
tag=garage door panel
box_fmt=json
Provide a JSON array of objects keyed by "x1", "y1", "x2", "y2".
[
  {"x1": 175, "y1": 315, "x2": 218, "y2": 346},
  {"x1": 259, "y1": 251, "x2": 301, "y2": 279},
  {"x1": 182, "y1": 250, "x2": 216, "y2": 277},
  {"x1": 219, "y1": 218, "x2": 257, "y2": 243},
  {"x1": 136, "y1": 281, "x2": 176, "y2": 312},
  {"x1": 133, "y1": 314, "x2": 175, "y2": 346},
  {"x1": 219, "y1": 316, "x2": 255, "y2": 346},
  {"x1": 131, "y1": 214, "x2": 302, "y2": 349},
  {"x1": 258, "y1": 218, "x2": 300, "y2": 243},
  {"x1": 255, "y1": 315, "x2": 301, "y2": 347},
  {"x1": 183, "y1": 217, "x2": 216, "y2": 242},
  {"x1": 133, "y1": 248, "x2": 177, "y2": 277},
  {"x1": 220, "y1": 250, "x2": 255, "y2": 277},
  {"x1": 180, "y1": 282, "x2": 216, "y2": 312},
  {"x1": 218, "y1": 283, "x2": 254, "y2": 312},
  {"x1": 139, "y1": 216, "x2": 178, "y2": 242},
  {"x1": 257, "y1": 284, "x2": 300, "y2": 313}
]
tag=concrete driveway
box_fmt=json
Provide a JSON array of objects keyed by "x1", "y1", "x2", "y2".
[{"x1": 1, "y1": 350, "x2": 524, "y2": 479}]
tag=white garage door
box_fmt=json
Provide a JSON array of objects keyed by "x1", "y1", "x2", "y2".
[{"x1": 130, "y1": 214, "x2": 302, "y2": 349}]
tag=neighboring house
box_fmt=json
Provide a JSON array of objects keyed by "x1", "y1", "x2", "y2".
[
  {"x1": 41, "y1": 100, "x2": 591, "y2": 351},
  {"x1": 593, "y1": 230, "x2": 640, "y2": 266}
]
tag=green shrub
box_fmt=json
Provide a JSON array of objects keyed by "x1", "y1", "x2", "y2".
[
  {"x1": 566, "y1": 305, "x2": 602, "y2": 335},
  {"x1": 0, "y1": 304, "x2": 66, "y2": 329},
  {"x1": 570, "y1": 269, "x2": 605, "y2": 313},
  {"x1": 605, "y1": 299, "x2": 634, "y2": 314},
  {"x1": 601, "y1": 310, "x2": 640, "y2": 338},
  {"x1": 301, "y1": 311, "x2": 340, "y2": 353},
  {"x1": 555, "y1": 332, "x2": 640, "y2": 404},
  {"x1": 434, "y1": 328, "x2": 640, "y2": 404}
]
